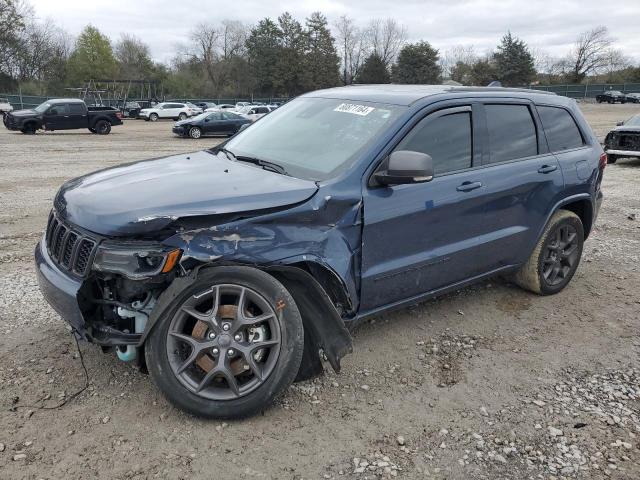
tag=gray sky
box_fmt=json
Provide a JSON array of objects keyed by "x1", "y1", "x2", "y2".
[{"x1": 30, "y1": 0, "x2": 640, "y2": 64}]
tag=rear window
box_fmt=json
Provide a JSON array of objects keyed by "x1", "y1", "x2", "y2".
[
  {"x1": 537, "y1": 106, "x2": 585, "y2": 152},
  {"x1": 485, "y1": 104, "x2": 538, "y2": 163}
]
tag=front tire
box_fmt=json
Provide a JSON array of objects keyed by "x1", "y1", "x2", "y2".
[
  {"x1": 515, "y1": 210, "x2": 584, "y2": 295},
  {"x1": 21, "y1": 123, "x2": 36, "y2": 134},
  {"x1": 145, "y1": 267, "x2": 304, "y2": 419},
  {"x1": 189, "y1": 126, "x2": 202, "y2": 139},
  {"x1": 607, "y1": 154, "x2": 618, "y2": 164},
  {"x1": 149, "y1": 113, "x2": 159, "y2": 122}
]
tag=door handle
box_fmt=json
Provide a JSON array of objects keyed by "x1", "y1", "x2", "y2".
[
  {"x1": 456, "y1": 181, "x2": 482, "y2": 192},
  {"x1": 538, "y1": 164, "x2": 558, "y2": 174}
]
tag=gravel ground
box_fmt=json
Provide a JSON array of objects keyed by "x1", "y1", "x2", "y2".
[{"x1": 0, "y1": 104, "x2": 639, "y2": 480}]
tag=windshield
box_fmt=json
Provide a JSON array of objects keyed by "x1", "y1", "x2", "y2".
[
  {"x1": 34, "y1": 102, "x2": 51, "y2": 113},
  {"x1": 625, "y1": 115, "x2": 640, "y2": 126},
  {"x1": 223, "y1": 97, "x2": 405, "y2": 181},
  {"x1": 189, "y1": 112, "x2": 211, "y2": 122}
]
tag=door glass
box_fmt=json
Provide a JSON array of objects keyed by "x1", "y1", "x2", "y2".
[
  {"x1": 485, "y1": 104, "x2": 538, "y2": 163},
  {"x1": 48, "y1": 104, "x2": 68, "y2": 115},
  {"x1": 69, "y1": 104, "x2": 85, "y2": 114},
  {"x1": 395, "y1": 111, "x2": 472, "y2": 175},
  {"x1": 537, "y1": 106, "x2": 584, "y2": 152}
]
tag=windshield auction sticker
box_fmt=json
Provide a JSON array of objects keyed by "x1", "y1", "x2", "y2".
[{"x1": 334, "y1": 103, "x2": 375, "y2": 116}]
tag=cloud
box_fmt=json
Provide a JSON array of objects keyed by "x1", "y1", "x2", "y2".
[{"x1": 30, "y1": 0, "x2": 640, "y2": 63}]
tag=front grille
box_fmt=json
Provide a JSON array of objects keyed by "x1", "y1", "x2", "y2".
[
  {"x1": 3, "y1": 114, "x2": 17, "y2": 129},
  {"x1": 45, "y1": 211, "x2": 98, "y2": 277},
  {"x1": 619, "y1": 134, "x2": 640, "y2": 150}
]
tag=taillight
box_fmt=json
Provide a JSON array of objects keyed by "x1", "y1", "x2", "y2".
[{"x1": 600, "y1": 152, "x2": 608, "y2": 168}]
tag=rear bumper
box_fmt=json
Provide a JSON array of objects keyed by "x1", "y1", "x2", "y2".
[
  {"x1": 605, "y1": 149, "x2": 640, "y2": 158},
  {"x1": 35, "y1": 238, "x2": 88, "y2": 338}
]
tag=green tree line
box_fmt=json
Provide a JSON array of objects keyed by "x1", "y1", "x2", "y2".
[{"x1": 1, "y1": 0, "x2": 639, "y2": 99}]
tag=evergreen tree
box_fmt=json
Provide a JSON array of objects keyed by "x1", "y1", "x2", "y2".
[
  {"x1": 470, "y1": 58, "x2": 498, "y2": 85},
  {"x1": 275, "y1": 12, "x2": 305, "y2": 95},
  {"x1": 356, "y1": 54, "x2": 390, "y2": 84},
  {"x1": 494, "y1": 32, "x2": 535, "y2": 86},
  {"x1": 67, "y1": 25, "x2": 117, "y2": 83},
  {"x1": 302, "y1": 12, "x2": 340, "y2": 90},
  {"x1": 392, "y1": 41, "x2": 441, "y2": 84},
  {"x1": 245, "y1": 18, "x2": 282, "y2": 95}
]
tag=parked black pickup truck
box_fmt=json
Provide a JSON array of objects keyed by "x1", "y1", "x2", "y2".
[
  {"x1": 3, "y1": 98, "x2": 123, "y2": 134},
  {"x1": 595, "y1": 90, "x2": 626, "y2": 104}
]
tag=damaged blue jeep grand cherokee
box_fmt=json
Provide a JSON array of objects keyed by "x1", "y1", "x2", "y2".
[{"x1": 36, "y1": 85, "x2": 605, "y2": 419}]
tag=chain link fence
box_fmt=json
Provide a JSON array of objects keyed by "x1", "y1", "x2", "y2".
[
  {"x1": 0, "y1": 93, "x2": 291, "y2": 111},
  {"x1": 527, "y1": 83, "x2": 640, "y2": 98}
]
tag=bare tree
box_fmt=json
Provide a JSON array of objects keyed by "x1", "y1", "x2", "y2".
[
  {"x1": 334, "y1": 15, "x2": 367, "y2": 84},
  {"x1": 181, "y1": 21, "x2": 249, "y2": 93},
  {"x1": 115, "y1": 34, "x2": 154, "y2": 79},
  {"x1": 440, "y1": 45, "x2": 476, "y2": 78},
  {"x1": 530, "y1": 47, "x2": 564, "y2": 84},
  {"x1": 365, "y1": 18, "x2": 406, "y2": 68},
  {"x1": 602, "y1": 49, "x2": 631, "y2": 79},
  {"x1": 567, "y1": 26, "x2": 615, "y2": 83}
]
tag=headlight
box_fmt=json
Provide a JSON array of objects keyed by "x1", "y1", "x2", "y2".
[{"x1": 93, "y1": 242, "x2": 181, "y2": 279}]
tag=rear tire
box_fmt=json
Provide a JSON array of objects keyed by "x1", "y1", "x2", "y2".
[
  {"x1": 145, "y1": 267, "x2": 304, "y2": 419},
  {"x1": 515, "y1": 210, "x2": 584, "y2": 295},
  {"x1": 189, "y1": 126, "x2": 202, "y2": 139},
  {"x1": 178, "y1": 112, "x2": 187, "y2": 120},
  {"x1": 607, "y1": 154, "x2": 618, "y2": 164},
  {"x1": 88, "y1": 127, "x2": 96, "y2": 133},
  {"x1": 94, "y1": 120, "x2": 111, "y2": 135}
]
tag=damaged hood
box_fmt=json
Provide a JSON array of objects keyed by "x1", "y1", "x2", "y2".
[{"x1": 55, "y1": 150, "x2": 318, "y2": 236}]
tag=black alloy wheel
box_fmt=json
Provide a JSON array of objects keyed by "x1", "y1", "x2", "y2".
[
  {"x1": 166, "y1": 283, "x2": 281, "y2": 400},
  {"x1": 540, "y1": 223, "x2": 580, "y2": 287}
]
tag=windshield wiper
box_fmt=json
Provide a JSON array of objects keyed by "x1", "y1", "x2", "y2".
[{"x1": 223, "y1": 150, "x2": 289, "y2": 176}]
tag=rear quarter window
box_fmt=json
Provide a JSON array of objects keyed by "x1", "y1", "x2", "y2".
[
  {"x1": 537, "y1": 106, "x2": 585, "y2": 152},
  {"x1": 485, "y1": 104, "x2": 538, "y2": 163}
]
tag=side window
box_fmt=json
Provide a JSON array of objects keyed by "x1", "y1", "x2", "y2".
[
  {"x1": 68, "y1": 104, "x2": 85, "y2": 114},
  {"x1": 537, "y1": 106, "x2": 585, "y2": 152},
  {"x1": 395, "y1": 110, "x2": 472, "y2": 175},
  {"x1": 207, "y1": 112, "x2": 222, "y2": 121},
  {"x1": 48, "y1": 104, "x2": 68, "y2": 115},
  {"x1": 222, "y1": 112, "x2": 239, "y2": 120},
  {"x1": 485, "y1": 104, "x2": 538, "y2": 163}
]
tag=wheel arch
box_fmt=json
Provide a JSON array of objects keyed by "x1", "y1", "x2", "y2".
[
  {"x1": 265, "y1": 264, "x2": 353, "y2": 379},
  {"x1": 556, "y1": 197, "x2": 594, "y2": 239},
  {"x1": 139, "y1": 263, "x2": 353, "y2": 380}
]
